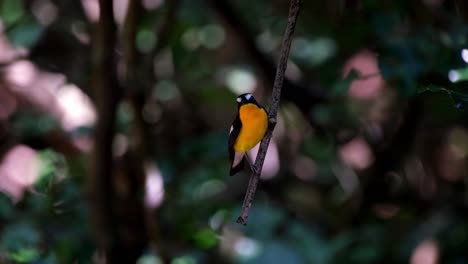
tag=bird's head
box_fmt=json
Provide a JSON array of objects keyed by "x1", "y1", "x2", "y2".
[{"x1": 236, "y1": 93, "x2": 258, "y2": 106}]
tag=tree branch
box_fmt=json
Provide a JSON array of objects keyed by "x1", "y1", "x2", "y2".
[
  {"x1": 236, "y1": 0, "x2": 301, "y2": 225},
  {"x1": 209, "y1": 0, "x2": 326, "y2": 124},
  {"x1": 89, "y1": 0, "x2": 123, "y2": 261}
]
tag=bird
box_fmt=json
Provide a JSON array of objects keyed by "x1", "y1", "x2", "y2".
[{"x1": 228, "y1": 93, "x2": 268, "y2": 176}]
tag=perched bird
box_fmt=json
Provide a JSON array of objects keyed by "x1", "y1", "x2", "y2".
[{"x1": 228, "y1": 93, "x2": 268, "y2": 176}]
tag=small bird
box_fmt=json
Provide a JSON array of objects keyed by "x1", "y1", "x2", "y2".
[{"x1": 228, "y1": 93, "x2": 268, "y2": 176}]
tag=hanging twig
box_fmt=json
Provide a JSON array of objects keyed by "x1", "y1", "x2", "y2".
[
  {"x1": 236, "y1": 0, "x2": 301, "y2": 225},
  {"x1": 210, "y1": 0, "x2": 325, "y2": 126}
]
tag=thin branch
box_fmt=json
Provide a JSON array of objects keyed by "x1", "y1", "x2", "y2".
[
  {"x1": 209, "y1": 0, "x2": 326, "y2": 123},
  {"x1": 236, "y1": 0, "x2": 301, "y2": 225}
]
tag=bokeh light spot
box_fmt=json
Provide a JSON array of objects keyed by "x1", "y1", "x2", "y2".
[
  {"x1": 171, "y1": 256, "x2": 196, "y2": 264},
  {"x1": 342, "y1": 50, "x2": 384, "y2": 99},
  {"x1": 137, "y1": 29, "x2": 157, "y2": 53},
  {"x1": 462, "y1": 49, "x2": 468, "y2": 63},
  {"x1": 0, "y1": 145, "x2": 40, "y2": 201},
  {"x1": 31, "y1": 0, "x2": 58, "y2": 26},
  {"x1": 292, "y1": 37, "x2": 336, "y2": 65},
  {"x1": 199, "y1": 24, "x2": 225, "y2": 49},
  {"x1": 56, "y1": 84, "x2": 96, "y2": 131},
  {"x1": 339, "y1": 137, "x2": 374, "y2": 170},
  {"x1": 448, "y1": 69, "x2": 459, "y2": 83},
  {"x1": 234, "y1": 237, "x2": 261, "y2": 260},
  {"x1": 154, "y1": 80, "x2": 179, "y2": 101},
  {"x1": 410, "y1": 239, "x2": 439, "y2": 264},
  {"x1": 181, "y1": 28, "x2": 200, "y2": 51},
  {"x1": 144, "y1": 164, "x2": 164, "y2": 209},
  {"x1": 223, "y1": 68, "x2": 257, "y2": 94}
]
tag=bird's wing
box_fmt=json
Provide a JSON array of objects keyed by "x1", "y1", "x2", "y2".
[{"x1": 229, "y1": 113, "x2": 244, "y2": 176}]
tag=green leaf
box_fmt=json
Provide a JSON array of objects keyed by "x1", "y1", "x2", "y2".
[
  {"x1": 330, "y1": 70, "x2": 359, "y2": 97},
  {"x1": 35, "y1": 149, "x2": 66, "y2": 193},
  {"x1": 0, "y1": 0, "x2": 24, "y2": 25},
  {"x1": 193, "y1": 228, "x2": 218, "y2": 249},
  {"x1": 9, "y1": 247, "x2": 39, "y2": 263},
  {"x1": 449, "y1": 67, "x2": 468, "y2": 83}
]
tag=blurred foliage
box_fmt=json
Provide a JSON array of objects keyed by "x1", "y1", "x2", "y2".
[
  {"x1": 0, "y1": 149, "x2": 91, "y2": 263},
  {"x1": 1, "y1": 0, "x2": 468, "y2": 263}
]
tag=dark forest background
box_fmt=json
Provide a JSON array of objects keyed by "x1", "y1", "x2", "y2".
[{"x1": 0, "y1": 0, "x2": 468, "y2": 263}]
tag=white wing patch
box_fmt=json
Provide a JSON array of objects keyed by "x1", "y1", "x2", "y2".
[
  {"x1": 245, "y1": 93, "x2": 252, "y2": 100},
  {"x1": 237, "y1": 97, "x2": 242, "y2": 103},
  {"x1": 232, "y1": 152, "x2": 244, "y2": 168},
  {"x1": 230, "y1": 125, "x2": 243, "y2": 169}
]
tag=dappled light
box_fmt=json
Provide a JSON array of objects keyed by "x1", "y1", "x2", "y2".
[
  {"x1": 112, "y1": 134, "x2": 128, "y2": 157},
  {"x1": 31, "y1": 0, "x2": 58, "y2": 26},
  {"x1": 6, "y1": 60, "x2": 66, "y2": 120},
  {"x1": 0, "y1": 145, "x2": 40, "y2": 201},
  {"x1": 220, "y1": 226, "x2": 261, "y2": 261},
  {"x1": 285, "y1": 60, "x2": 302, "y2": 82},
  {"x1": 256, "y1": 31, "x2": 280, "y2": 53},
  {"x1": 448, "y1": 49, "x2": 468, "y2": 83},
  {"x1": 410, "y1": 239, "x2": 439, "y2": 264},
  {"x1": 338, "y1": 137, "x2": 374, "y2": 170},
  {"x1": 220, "y1": 67, "x2": 257, "y2": 95},
  {"x1": 198, "y1": 24, "x2": 226, "y2": 50},
  {"x1": 6, "y1": 60, "x2": 36, "y2": 87},
  {"x1": 291, "y1": 37, "x2": 336, "y2": 66},
  {"x1": 462, "y1": 49, "x2": 468, "y2": 64},
  {"x1": 291, "y1": 155, "x2": 316, "y2": 181},
  {"x1": 233, "y1": 236, "x2": 261, "y2": 260},
  {"x1": 342, "y1": 49, "x2": 384, "y2": 100},
  {"x1": 81, "y1": 0, "x2": 99, "y2": 22},
  {"x1": 0, "y1": 0, "x2": 468, "y2": 263},
  {"x1": 144, "y1": 164, "x2": 164, "y2": 209},
  {"x1": 142, "y1": 0, "x2": 164, "y2": 10},
  {"x1": 113, "y1": 0, "x2": 129, "y2": 25},
  {"x1": 181, "y1": 28, "x2": 201, "y2": 51},
  {"x1": 180, "y1": 24, "x2": 226, "y2": 51},
  {"x1": 154, "y1": 50, "x2": 174, "y2": 78},
  {"x1": 153, "y1": 79, "x2": 179, "y2": 101},
  {"x1": 56, "y1": 84, "x2": 96, "y2": 131}
]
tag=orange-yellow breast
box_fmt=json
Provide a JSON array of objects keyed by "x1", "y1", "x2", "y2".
[{"x1": 234, "y1": 103, "x2": 268, "y2": 153}]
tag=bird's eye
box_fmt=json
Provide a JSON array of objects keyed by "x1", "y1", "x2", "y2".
[{"x1": 237, "y1": 97, "x2": 242, "y2": 103}]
